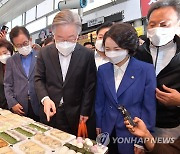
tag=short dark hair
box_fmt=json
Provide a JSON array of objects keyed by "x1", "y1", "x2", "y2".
[
  {"x1": 96, "y1": 21, "x2": 114, "y2": 35},
  {"x1": 147, "y1": 0, "x2": 180, "y2": 20},
  {"x1": 0, "y1": 39, "x2": 14, "y2": 55},
  {"x1": 103, "y1": 23, "x2": 139, "y2": 56},
  {"x1": 10, "y1": 26, "x2": 30, "y2": 44},
  {"x1": 83, "y1": 42, "x2": 94, "y2": 46}
]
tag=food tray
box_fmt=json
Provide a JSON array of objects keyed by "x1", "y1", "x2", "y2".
[
  {"x1": 12, "y1": 139, "x2": 52, "y2": 154},
  {"x1": 45, "y1": 128, "x2": 76, "y2": 145},
  {"x1": 0, "y1": 132, "x2": 19, "y2": 144},
  {"x1": 69, "y1": 138, "x2": 108, "y2": 154},
  {"x1": 31, "y1": 133, "x2": 63, "y2": 150},
  {"x1": 28, "y1": 122, "x2": 50, "y2": 133},
  {"x1": 0, "y1": 146, "x2": 17, "y2": 154}
]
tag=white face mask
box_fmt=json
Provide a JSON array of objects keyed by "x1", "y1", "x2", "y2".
[
  {"x1": 105, "y1": 50, "x2": 128, "y2": 64},
  {"x1": 95, "y1": 39, "x2": 104, "y2": 52},
  {"x1": 147, "y1": 27, "x2": 176, "y2": 46},
  {"x1": 56, "y1": 41, "x2": 76, "y2": 56},
  {"x1": 17, "y1": 45, "x2": 32, "y2": 56},
  {"x1": 0, "y1": 54, "x2": 11, "y2": 64}
]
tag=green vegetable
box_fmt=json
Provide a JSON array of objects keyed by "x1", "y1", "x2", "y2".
[
  {"x1": 28, "y1": 124, "x2": 46, "y2": 132},
  {"x1": 64, "y1": 143, "x2": 72, "y2": 148},
  {"x1": 0, "y1": 132, "x2": 18, "y2": 144},
  {"x1": 91, "y1": 140, "x2": 96, "y2": 145},
  {"x1": 15, "y1": 128, "x2": 33, "y2": 137},
  {"x1": 77, "y1": 148, "x2": 86, "y2": 153},
  {"x1": 70, "y1": 145, "x2": 78, "y2": 151}
]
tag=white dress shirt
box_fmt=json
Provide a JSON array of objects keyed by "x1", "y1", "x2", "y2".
[
  {"x1": 114, "y1": 58, "x2": 130, "y2": 92},
  {"x1": 95, "y1": 50, "x2": 109, "y2": 69},
  {"x1": 41, "y1": 52, "x2": 72, "y2": 104},
  {"x1": 150, "y1": 41, "x2": 176, "y2": 76},
  {"x1": 59, "y1": 53, "x2": 72, "y2": 81}
]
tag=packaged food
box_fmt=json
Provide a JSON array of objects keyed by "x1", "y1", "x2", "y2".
[
  {"x1": 0, "y1": 132, "x2": 18, "y2": 144},
  {"x1": 34, "y1": 133, "x2": 62, "y2": 149},
  {"x1": 0, "y1": 146, "x2": 16, "y2": 154},
  {"x1": 0, "y1": 138, "x2": 8, "y2": 148},
  {"x1": 50, "y1": 129, "x2": 70, "y2": 140},
  {"x1": 19, "y1": 141, "x2": 45, "y2": 154}
]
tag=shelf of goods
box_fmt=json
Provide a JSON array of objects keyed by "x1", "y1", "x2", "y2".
[{"x1": 0, "y1": 108, "x2": 108, "y2": 154}]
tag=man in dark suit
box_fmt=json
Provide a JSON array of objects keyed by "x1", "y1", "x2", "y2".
[
  {"x1": 4, "y1": 26, "x2": 39, "y2": 121},
  {"x1": 34, "y1": 10, "x2": 96, "y2": 138},
  {"x1": 135, "y1": 0, "x2": 180, "y2": 139}
]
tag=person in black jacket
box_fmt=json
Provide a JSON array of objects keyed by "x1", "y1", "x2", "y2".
[
  {"x1": 135, "y1": 0, "x2": 180, "y2": 139},
  {"x1": 34, "y1": 10, "x2": 96, "y2": 139},
  {"x1": 0, "y1": 39, "x2": 14, "y2": 109}
]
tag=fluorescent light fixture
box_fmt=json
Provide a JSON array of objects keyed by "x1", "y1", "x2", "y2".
[{"x1": 0, "y1": 0, "x2": 9, "y2": 8}]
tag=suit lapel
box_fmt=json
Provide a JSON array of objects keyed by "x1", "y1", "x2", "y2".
[
  {"x1": 49, "y1": 45, "x2": 63, "y2": 83},
  {"x1": 63, "y1": 44, "x2": 81, "y2": 86},
  {"x1": 103, "y1": 63, "x2": 118, "y2": 103},
  {"x1": 28, "y1": 51, "x2": 37, "y2": 79},
  {"x1": 14, "y1": 54, "x2": 27, "y2": 78},
  {"x1": 117, "y1": 57, "x2": 142, "y2": 98}
]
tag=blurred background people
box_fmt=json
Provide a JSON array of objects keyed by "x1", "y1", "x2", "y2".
[
  {"x1": 0, "y1": 39, "x2": 14, "y2": 109},
  {"x1": 124, "y1": 117, "x2": 180, "y2": 154},
  {"x1": 0, "y1": 31, "x2": 6, "y2": 39},
  {"x1": 135, "y1": 0, "x2": 180, "y2": 139},
  {"x1": 0, "y1": 25, "x2": 8, "y2": 39},
  {"x1": 95, "y1": 21, "x2": 113, "y2": 68},
  {"x1": 4, "y1": 26, "x2": 40, "y2": 121},
  {"x1": 32, "y1": 43, "x2": 42, "y2": 52},
  {"x1": 83, "y1": 41, "x2": 95, "y2": 51},
  {"x1": 43, "y1": 36, "x2": 54, "y2": 47},
  {"x1": 34, "y1": 10, "x2": 96, "y2": 139},
  {"x1": 95, "y1": 23, "x2": 156, "y2": 154}
]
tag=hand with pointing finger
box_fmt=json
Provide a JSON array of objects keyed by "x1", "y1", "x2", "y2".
[
  {"x1": 43, "y1": 98, "x2": 56, "y2": 122},
  {"x1": 156, "y1": 85, "x2": 180, "y2": 106}
]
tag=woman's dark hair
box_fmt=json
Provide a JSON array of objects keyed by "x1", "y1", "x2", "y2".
[
  {"x1": 10, "y1": 26, "x2": 30, "y2": 44},
  {"x1": 147, "y1": 0, "x2": 180, "y2": 20},
  {"x1": 0, "y1": 39, "x2": 14, "y2": 55},
  {"x1": 103, "y1": 23, "x2": 139, "y2": 56}
]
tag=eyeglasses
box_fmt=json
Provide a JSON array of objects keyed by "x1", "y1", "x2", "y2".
[{"x1": 15, "y1": 41, "x2": 29, "y2": 48}]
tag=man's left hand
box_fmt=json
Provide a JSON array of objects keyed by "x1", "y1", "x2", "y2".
[
  {"x1": 80, "y1": 115, "x2": 89, "y2": 123},
  {"x1": 156, "y1": 85, "x2": 180, "y2": 106}
]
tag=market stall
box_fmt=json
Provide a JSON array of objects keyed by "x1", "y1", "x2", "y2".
[{"x1": 0, "y1": 109, "x2": 108, "y2": 154}]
